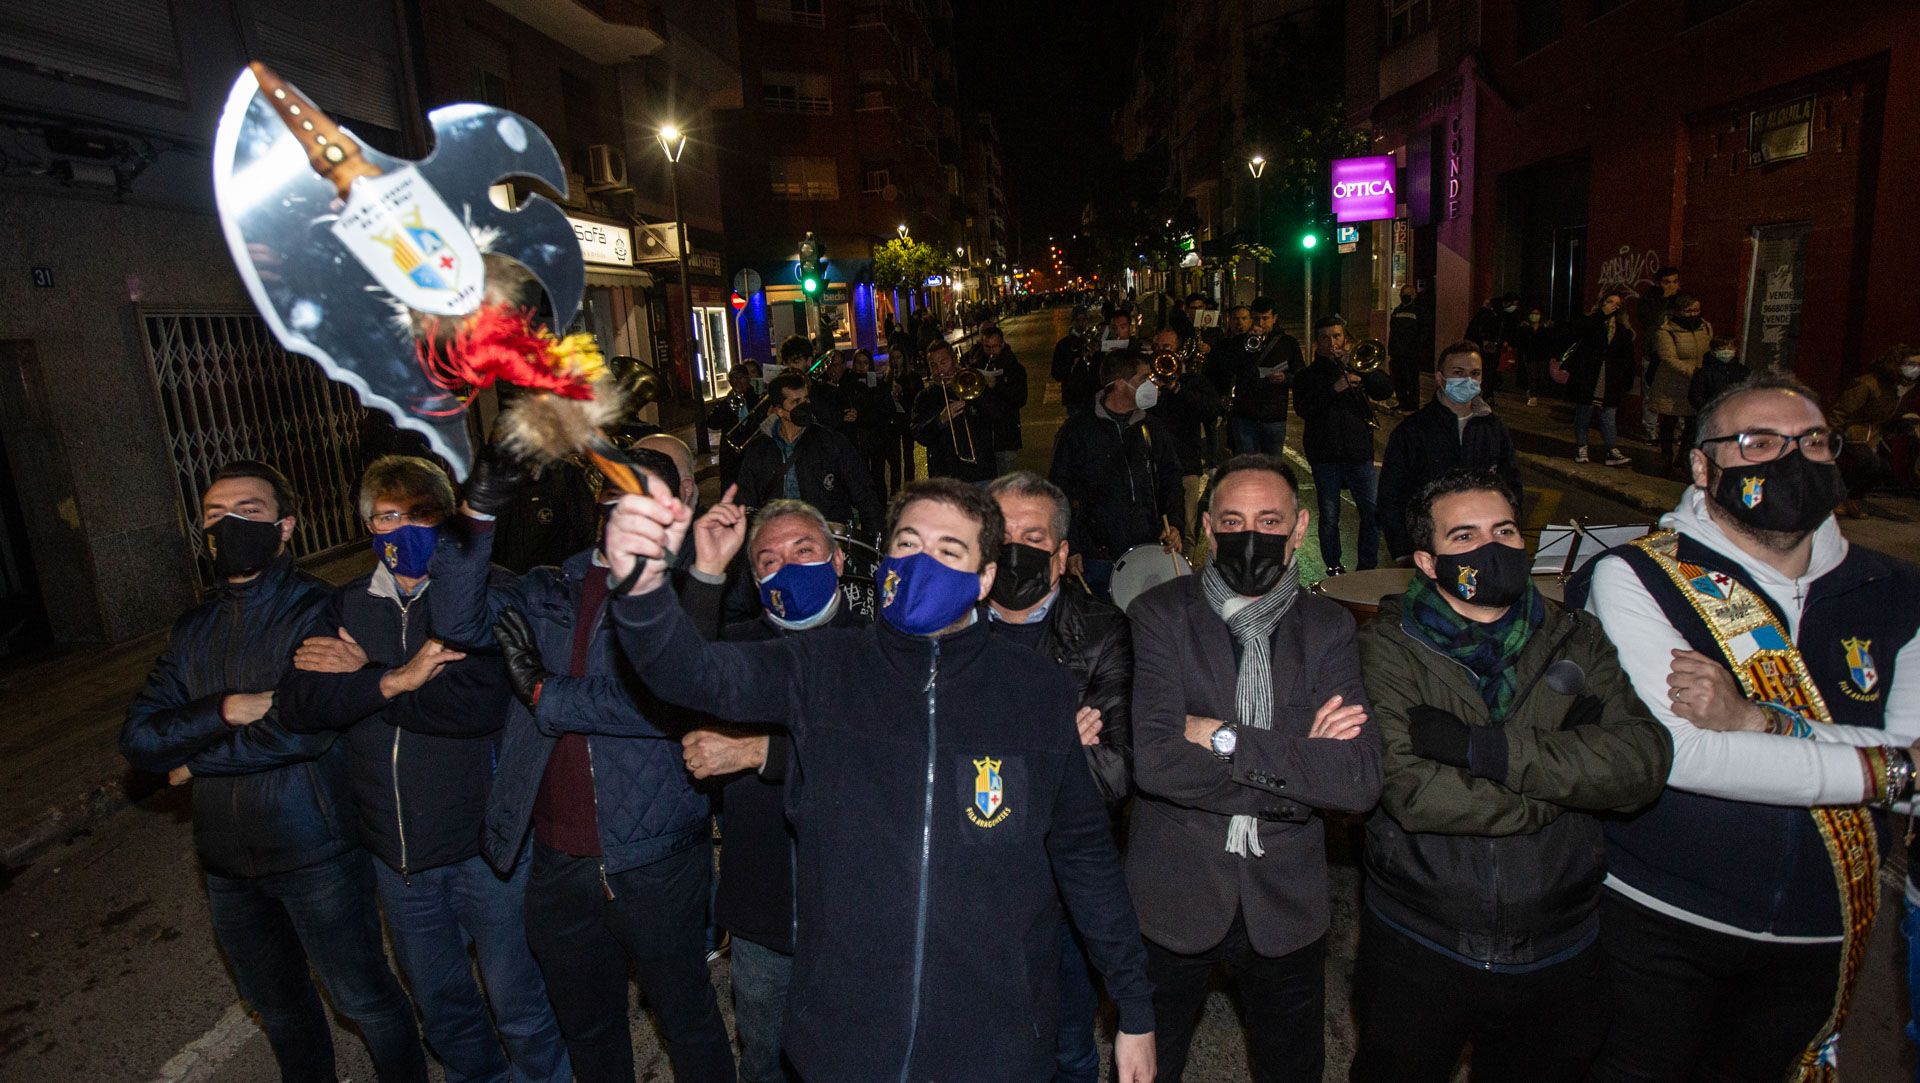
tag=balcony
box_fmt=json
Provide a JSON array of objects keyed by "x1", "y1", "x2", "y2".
[{"x1": 486, "y1": 0, "x2": 665, "y2": 64}]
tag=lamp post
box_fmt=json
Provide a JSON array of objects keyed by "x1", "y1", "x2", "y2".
[
  {"x1": 1247, "y1": 154, "x2": 1267, "y2": 296},
  {"x1": 657, "y1": 122, "x2": 703, "y2": 452}
]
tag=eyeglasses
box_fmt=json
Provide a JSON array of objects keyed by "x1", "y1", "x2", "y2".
[
  {"x1": 368, "y1": 509, "x2": 443, "y2": 529},
  {"x1": 1697, "y1": 428, "x2": 1842, "y2": 464}
]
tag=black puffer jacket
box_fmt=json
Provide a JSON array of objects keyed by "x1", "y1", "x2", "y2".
[
  {"x1": 122, "y1": 555, "x2": 355, "y2": 880},
  {"x1": 1357, "y1": 593, "x2": 1671, "y2": 967},
  {"x1": 1048, "y1": 403, "x2": 1187, "y2": 561},
  {"x1": 1376, "y1": 399, "x2": 1523, "y2": 560},
  {"x1": 278, "y1": 567, "x2": 512, "y2": 876}
]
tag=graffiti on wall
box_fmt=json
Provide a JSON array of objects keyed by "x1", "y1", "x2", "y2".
[{"x1": 1595, "y1": 246, "x2": 1663, "y2": 295}]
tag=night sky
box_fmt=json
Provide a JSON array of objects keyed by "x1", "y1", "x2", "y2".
[{"x1": 951, "y1": 0, "x2": 1146, "y2": 262}]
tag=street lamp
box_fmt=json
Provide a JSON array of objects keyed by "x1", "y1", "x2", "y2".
[
  {"x1": 896, "y1": 222, "x2": 909, "y2": 239},
  {"x1": 1248, "y1": 154, "x2": 1268, "y2": 296},
  {"x1": 657, "y1": 121, "x2": 703, "y2": 452}
]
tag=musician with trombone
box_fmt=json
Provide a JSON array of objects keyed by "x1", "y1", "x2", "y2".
[
  {"x1": 706, "y1": 360, "x2": 765, "y2": 489},
  {"x1": 1214, "y1": 298, "x2": 1305, "y2": 457},
  {"x1": 1293, "y1": 314, "x2": 1396, "y2": 575},
  {"x1": 966, "y1": 324, "x2": 1029, "y2": 476},
  {"x1": 735, "y1": 371, "x2": 884, "y2": 536},
  {"x1": 1052, "y1": 303, "x2": 1106, "y2": 415},
  {"x1": 1048, "y1": 351, "x2": 1187, "y2": 601},
  {"x1": 1144, "y1": 326, "x2": 1222, "y2": 547},
  {"x1": 911, "y1": 338, "x2": 1006, "y2": 483}
]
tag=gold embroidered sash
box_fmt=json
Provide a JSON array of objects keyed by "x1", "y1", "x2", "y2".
[{"x1": 1633, "y1": 530, "x2": 1877, "y2": 1081}]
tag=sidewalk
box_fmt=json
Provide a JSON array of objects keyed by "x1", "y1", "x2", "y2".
[
  {"x1": 1481, "y1": 390, "x2": 1920, "y2": 557},
  {"x1": 0, "y1": 547, "x2": 375, "y2": 872}
]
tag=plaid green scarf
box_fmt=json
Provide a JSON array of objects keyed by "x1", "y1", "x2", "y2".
[{"x1": 1402, "y1": 573, "x2": 1544, "y2": 721}]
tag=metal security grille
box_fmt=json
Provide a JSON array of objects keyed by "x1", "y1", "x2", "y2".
[{"x1": 142, "y1": 311, "x2": 368, "y2": 588}]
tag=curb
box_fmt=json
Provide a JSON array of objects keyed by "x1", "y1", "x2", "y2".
[
  {"x1": 2, "y1": 775, "x2": 135, "y2": 872},
  {"x1": 1516, "y1": 450, "x2": 1675, "y2": 518}
]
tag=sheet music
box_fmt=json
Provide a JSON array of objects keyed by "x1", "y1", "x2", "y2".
[{"x1": 1532, "y1": 523, "x2": 1654, "y2": 576}]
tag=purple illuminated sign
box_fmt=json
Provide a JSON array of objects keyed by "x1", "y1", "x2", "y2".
[{"x1": 1330, "y1": 155, "x2": 1398, "y2": 224}]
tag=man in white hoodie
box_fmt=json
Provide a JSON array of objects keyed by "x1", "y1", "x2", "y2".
[{"x1": 1570, "y1": 374, "x2": 1920, "y2": 1081}]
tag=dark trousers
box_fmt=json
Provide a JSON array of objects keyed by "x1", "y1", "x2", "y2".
[
  {"x1": 1310, "y1": 461, "x2": 1379, "y2": 571},
  {"x1": 1146, "y1": 915, "x2": 1326, "y2": 1083},
  {"x1": 1348, "y1": 910, "x2": 1605, "y2": 1083},
  {"x1": 1591, "y1": 890, "x2": 1844, "y2": 1082},
  {"x1": 525, "y1": 842, "x2": 736, "y2": 1083},
  {"x1": 1390, "y1": 352, "x2": 1423, "y2": 412},
  {"x1": 205, "y1": 847, "x2": 426, "y2": 1083}
]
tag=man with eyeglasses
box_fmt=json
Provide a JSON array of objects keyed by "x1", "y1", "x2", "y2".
[
  {"x1": 1568, "y1": 375, "x2": 1920, "y2": 1081},
  {"x1": 277, "y1": 455, "x2": 571, "y2": 1082}
]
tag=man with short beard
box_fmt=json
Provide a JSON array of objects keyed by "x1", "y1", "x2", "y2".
[{"x1": 1572, "y1": 375, "x2": 1920, "y2": 1081}]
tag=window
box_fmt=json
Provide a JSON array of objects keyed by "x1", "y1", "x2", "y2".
[
  {"x1": 757, "y1": 0, "x2": 826, "y2": 27},
  {"x1": 1386, "y1": 0, "x2": 1433, "y2": 45},
  {"x1": 0, "y1": 0, "x2": 185, "y2": 100},
  {"x1": 470, "y1": 28, "x2": 511, "y2": 107},
  {"x1": 763, "y1": 71, "x2": 832, "y2": 115},
  {"x1": 771, "y1": 156, "x2": 839, "y2": 200},
  {"x1": 945, "y1": 165, "x2": 960, "y2": 196},
  {"x1": 863, "y1": 167, "x2": 891, "y2": 193},
  {"x1": 1517, "y1": 0, "x2": 1563, "y2": 56},
  {"x1": 692, "y1": 307, "x2": 736, "y2": 400}
]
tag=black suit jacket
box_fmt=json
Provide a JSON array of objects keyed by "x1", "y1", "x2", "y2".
[{"x1": 1125, "y1": 575, "x2": 1382, "y2": 957}]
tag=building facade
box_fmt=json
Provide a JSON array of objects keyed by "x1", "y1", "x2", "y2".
[
  {"x1": 1343, "y1": 0, "x2": 1920, "y2": 397},
  {"x1": 720, "y1": 0, "x2": 970, "y2": 362}
]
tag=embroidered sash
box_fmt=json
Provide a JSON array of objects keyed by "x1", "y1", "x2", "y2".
[{"x1": 1633, "y1": 530, "x2": 1878, "y2": 1081}]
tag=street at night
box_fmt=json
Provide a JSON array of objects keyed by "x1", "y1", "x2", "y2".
[{"x1": 5, "y1": 1, "x2": 1920, "y2": 1082}]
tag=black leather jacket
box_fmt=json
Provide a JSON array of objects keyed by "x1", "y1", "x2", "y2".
[
  {"x1": 1040, "y1": 585, "x2": 1134, "y2": 805},
  {"x1": 122, "y1": 555, "x2": 356, "y2": 879}
]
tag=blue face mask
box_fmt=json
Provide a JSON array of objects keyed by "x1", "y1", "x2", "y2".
[
  {"x1": 875, "y1": 552, "x2": 982, "y2": 636},
  {"x1": 1443, "y1": 377, "x2": 1481, "y2": 405},
  {"x1": 758, "y1": 560, "x2": 839, "y2": 628},
  {"x1": 372, "y1": 524, "x2": 439, "y2": 579}
]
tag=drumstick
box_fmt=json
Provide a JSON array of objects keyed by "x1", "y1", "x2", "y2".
[{"x1": 1161, "y1": 515, "x2": 1181, "y2": 572}]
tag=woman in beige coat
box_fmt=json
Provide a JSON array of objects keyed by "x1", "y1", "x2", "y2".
[{"x1": 1649, "y1": 292, "x2": 1711, "y2": 470}]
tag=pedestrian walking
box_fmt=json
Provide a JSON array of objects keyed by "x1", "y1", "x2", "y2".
[{"x1": 1567, "y1": 289, "x2": 1637, "y2": 467}]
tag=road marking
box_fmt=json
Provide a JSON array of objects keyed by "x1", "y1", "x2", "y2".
[{"x1": 151, "y1": 1001, "x2": 258, "y2": 1083}]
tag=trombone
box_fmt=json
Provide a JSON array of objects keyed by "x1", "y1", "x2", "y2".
[
  {"x1": 1345, "y1": 338, "x2": 1387, "y2": 375},
  {"x1": 937, "y1": 364, "x2": 986, "y2": 465}
]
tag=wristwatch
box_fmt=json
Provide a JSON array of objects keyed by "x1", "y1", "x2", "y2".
[{"x1": 1209, "y1": 722, "x2": 1238, "y2": 761}]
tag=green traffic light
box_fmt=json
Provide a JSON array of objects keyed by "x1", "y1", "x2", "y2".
[
  {"x1": 802, "y1": 276, "x2": 820, "y2": 294},
  {"x1": 1300, "y1": 233, "x2": 1318, "y2": 250}
]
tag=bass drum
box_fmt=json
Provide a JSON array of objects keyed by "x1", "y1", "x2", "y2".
[{"x1": 1109, "y1": 543, "x2": 1194, "y2": 614}]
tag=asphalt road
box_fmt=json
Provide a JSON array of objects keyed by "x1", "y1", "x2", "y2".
[{"x1": 0, "y1": 308, "x2": 1909, "y2": 1082}]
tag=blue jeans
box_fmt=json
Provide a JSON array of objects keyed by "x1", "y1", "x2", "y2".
[
  {"x1": 1055, "y1": 921, "x2": 1100, "y2": 1083},
  {"x1": 206, "y1": 847, "x2": 426, "y2": 1083},
  {"x1": 1573, "y1": 403, "x2": 1619, "y2": 452},
  {"x1": 1310, "y1": 461, "x2": 1379, "y2": 571},
  {"x1": 730, "y1": 936, "x2": 796, "y2": 1083},
  {"x1": 1230, "y1": 416, "x2": 1288, "y2": 456},
  {"x1": 374, "y1": 853, "x2": 570, "y2": 1083}
]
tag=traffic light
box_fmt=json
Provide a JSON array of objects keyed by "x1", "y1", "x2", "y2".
[
  {"x1": 798, "y1": 231, "x2": 824, "y2": 297},
  {"x1": 1299, "y1": 231, "x2": 1319, "y2": 251}
]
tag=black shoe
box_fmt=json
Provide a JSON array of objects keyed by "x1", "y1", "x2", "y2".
[{"x1": 1325, "y1": 564, "x2": 1349, "y2": 577}]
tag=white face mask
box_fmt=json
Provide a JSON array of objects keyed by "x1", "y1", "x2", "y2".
[
  {"x1": 1131, "y1": 379, "x2": 1160, "y2": 410},
  {"x1": 1903, "y1": 364, "x2": 1920, "y2": 382},
  {"x1": 1712, "y1": 349, "x2": 1736, "y2": 362}
]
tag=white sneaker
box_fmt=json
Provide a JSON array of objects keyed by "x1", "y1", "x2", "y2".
[
  {"x1": 1606, "y1": 448, "x2": 1632, "y2": 467},
  {"x1": 1574, "y1": 447, "x2": 1589, "y2": 463}
]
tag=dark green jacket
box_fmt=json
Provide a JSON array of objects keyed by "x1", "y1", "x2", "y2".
[{"x1": 1357, "y1": 593, "x2": 1672, "y2": 968}]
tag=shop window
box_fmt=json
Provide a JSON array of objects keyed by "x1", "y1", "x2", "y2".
[
  {"x1": 771, "y1": 156, "x2": 840, "y2": 201},
  {"x1": 692, "y1": 307, "x2": 736, "y2": 400},
  {"x1": 1517, "y1": 0, "x2": 1563, "y2": 56},
  {"x1": 1385, "y1": 0, "x2": 1433, "y2": 46}
]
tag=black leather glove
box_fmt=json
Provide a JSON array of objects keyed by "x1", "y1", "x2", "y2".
[
  {"x1": 492, "y1": 607, "x2": 549, "y2": 712},
  {"x1": 464, "y1": 441, "x2": 530, "y2": 517},
  {"x1": 1406, "y1": 705, "x2": 1472, "y2": 769},
  {"x1": 1561, "y1": 693, "x2": 1606, "y2": 730}
]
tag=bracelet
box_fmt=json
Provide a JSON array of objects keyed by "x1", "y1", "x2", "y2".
[
  {"x1": 1889, "y1": 747, "x2": 1915, "y2": 806},
  {"x1": 1758, "y1": 702, "x2": 1813, "y2": 738},
  {"x1": 1860, "y1": 746, "x2": 1891, "y2": 805}
]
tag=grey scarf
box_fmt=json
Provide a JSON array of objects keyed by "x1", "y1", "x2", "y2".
[{"x1": 1200, "y1": 559, "x2": 1301, "y2": 857}]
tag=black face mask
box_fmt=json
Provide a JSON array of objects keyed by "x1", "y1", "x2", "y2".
[
  {"x1": 205, "y1": 514, "x2": 284, "y2": 579},
  {"x1": 1210, "y1": 530, "x2": 1291, "y2": 596},
  {"x1": 989, "y1": 542, "x2": 1057, "y2": 611},
  {"x1": 1671, "y1": 314, "x2": 1704, "y2": 331},
  {"x1": 1430, "y1": 540, "x2": 1531, "y2": 609},
  {"x1": 1709, "y1": 451, "x2": 1843, "y2": 535},
  {"x1": 786, "y1": 403, "x2": 816, "y2": 428}
]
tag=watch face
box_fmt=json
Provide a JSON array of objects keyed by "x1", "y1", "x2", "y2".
[{"x1": 1212, "y1": 727, "x2": 1236, "y2": 755}]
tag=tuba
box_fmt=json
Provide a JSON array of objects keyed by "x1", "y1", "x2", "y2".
[{"x1": 1346, "y1": 338, "x2": 1387, "y2": 374}]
